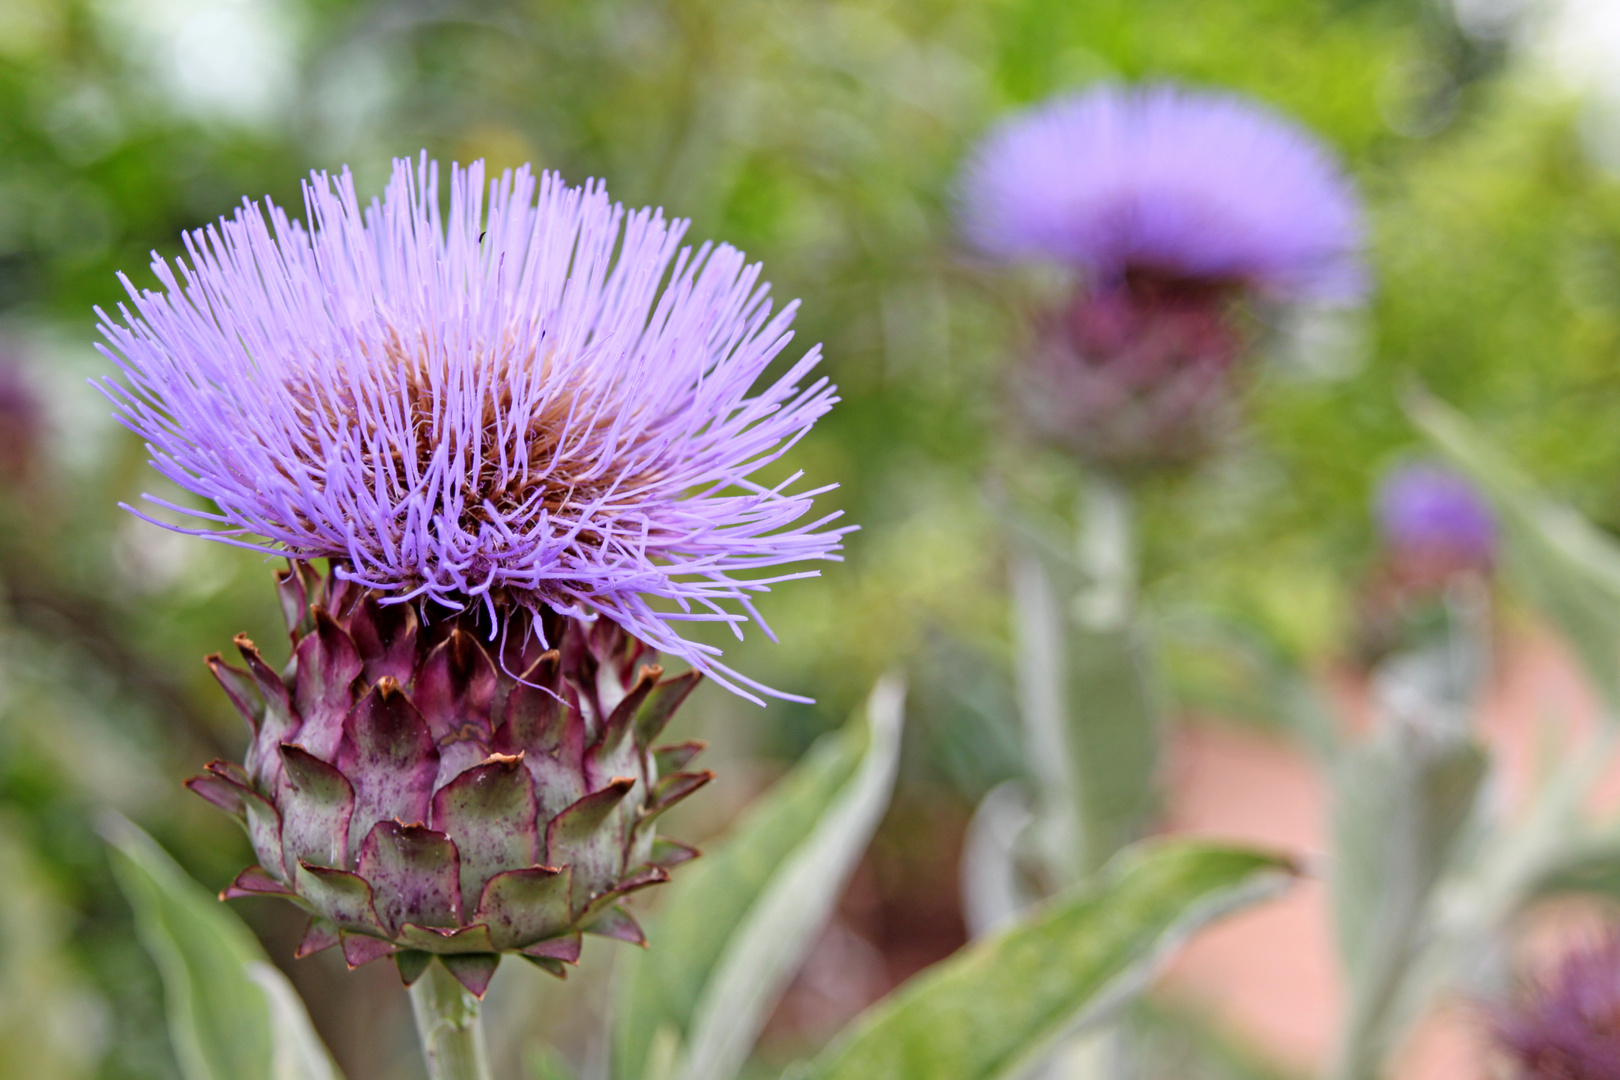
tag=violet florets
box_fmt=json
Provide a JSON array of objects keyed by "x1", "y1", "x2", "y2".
[
  {"x1": 958, "y1": 82, "x2": 1364, "y2": 302},
  {"x1": 1376, "y1": 462, "x2": 1497, "y2": 574},
  {"x1": 957, "y1": 84, "x2": 1365, "y2": 469},
  {"x1": 96, "y1": 157, "x2": 848, "y2": 701}
]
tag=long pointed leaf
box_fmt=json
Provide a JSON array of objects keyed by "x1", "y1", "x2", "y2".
[
  {"x1": 1009, "y1": 478, "x2": 1160, "y2": 883},
  {"x1": 1409, "y1": 391, "x2": 1620, "y2": 711},
  {"x1": 248, "y1": 964, "x2": 340, "y2": 1080},
  {"x1": 1329, "y1": 660, "x2": 1487, "y2": 1080},
  {"x1": 102, "y1": 814, "x2": 343, "y2": 1080},
  {"x1": 615, "y1": 676, "x2": 906, "y2": 1080},
  {"x1": 678, "y1": 676, "x2": 905, "y2": 1080},
  {"x1": 798, "y1": 840, "x2": 1294, "y2": 1080}
]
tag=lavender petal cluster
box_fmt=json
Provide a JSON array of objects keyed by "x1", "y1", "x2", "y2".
[
  {"x1": 97, "y1": 157, "x2": 848, "y2": 701},
  {"x1": 1375, "y1": 462, "x2": 1497, "y2": 568},
  {"x1": 958, "y1": 83, "x2": 1364, "y2": 302}
]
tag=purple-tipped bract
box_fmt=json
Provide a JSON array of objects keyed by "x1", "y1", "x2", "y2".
[
  {"x1": 958, "y1": 84, "x2": 1364, "y2": 301},
  {"x1": 97, "y1": 157, "x2": 847, "y2": 701}
]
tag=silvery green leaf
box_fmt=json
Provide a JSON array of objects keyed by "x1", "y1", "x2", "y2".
[
  {"x1": 1409, "y1": 391, "x2": 1620, "y2": 712},
  {"x1": 1010, "y1": 514, "x2": 1160, "y2": 879},
  {"x1": 1130, "y1": 1002, "x2": 1302, "y2": 1080},
  {"x1": 1065, "y1": 619, "x2": 1161, "y2": 870},
  {"x1": 614, "y1": 676, "x2": 905, "y2": 1080},
  {"x1": 798, "y1": 840, "x2": 1294, "y2": 1080},
  {"x1": 1529, "y1": 830, "x2": 1620, "y2": 899},
  {"x1": 246, "y1": 964, "x2": 339, "y2": 1080},
  {"x1": 525, "y1": 1045, "x2": 580, "y2": 1080},
  {"x1": 677, "y1": 676, "x2": 905, "y2": 1080},
  {"x1": 102, "y1": 813, "x2": 343, "y2": 1080},
  {"x1": 1010, "y1": 545, "x2": 1082, "y2": 881},
  {"x1": 1372, "y1": 721, "x2": 1619, "y2": 1080},
  {"x1": 959, "y1": 781, "x2": 1036, "y2": 938},
  {"x1": 1329, "y1": 646, "x2": 1488, "y2": 1080}
]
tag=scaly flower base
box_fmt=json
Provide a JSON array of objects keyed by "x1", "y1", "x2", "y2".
[{"x1": 188, "y1": 561, "x2": 711, "y2": 996}]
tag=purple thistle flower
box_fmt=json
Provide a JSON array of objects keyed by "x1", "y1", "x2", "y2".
[
  {"x1": 1375, "y1": 462, "x2": 1497, "y2": 570},
  {"x1": 96, "y1": 156, "x2": 848, "y2": 702},
  {"x1": 958, "y1": 83, "x2": 1365, "y2": 302},
  {"x1": 1495, "y1": 936, "x2": 1620, "y2": 1079}
]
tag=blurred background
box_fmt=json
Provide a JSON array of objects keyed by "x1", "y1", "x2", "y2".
[{"x1": 5, "y1": 0, "x2": 1620, "y2": 1077}]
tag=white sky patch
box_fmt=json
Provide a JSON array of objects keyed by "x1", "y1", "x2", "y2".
[
  {"x1": 1462, "y1": 0, "x2": 1620, "y2": 170},
  {"x1": 97, "y1": 0, "x2": 301, "y2": 129},
  {"x1": 1535, "y1": 0, "x2": 1620, "y2": 169},
  {"x1": 1537, "y1": 0, "x2": 1620, "y2": 93}
]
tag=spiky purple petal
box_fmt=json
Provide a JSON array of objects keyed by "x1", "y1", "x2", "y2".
[
  {"x1": 97, "y1": 157, "x2": 847, "y2": 701},
  {"x1": 958, "y1": 84, "x2": 1364, "y2": 301}
]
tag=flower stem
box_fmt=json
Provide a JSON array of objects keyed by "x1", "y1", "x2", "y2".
[
  {"x1": 409, "y1": 960, "x2": 494, "y2": 1080},
  {"x1": 1074, "y1": 469, "x2": 1135, "y2": 631}
]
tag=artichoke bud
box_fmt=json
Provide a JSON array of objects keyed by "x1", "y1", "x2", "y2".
[
  {"x1": 1021, "y1": 273, "x2": 1248, "y2": 471},
  {"x1": 187, "y1": 561, "x2": 710, "y2": 997}
]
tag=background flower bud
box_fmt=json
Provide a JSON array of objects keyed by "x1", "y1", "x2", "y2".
[{"x1": 1494, "y1": 935, "x2": 1620, "y2": 1080}]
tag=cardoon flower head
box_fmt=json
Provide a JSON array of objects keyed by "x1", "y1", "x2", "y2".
[
  {"x1": 1354, "y1": 462, "x2": 1496, "y2": 662},
  {"x1": 1494, "y1": 936, "x2": 1620, "y2": 1079},
  {"x1": 1376, "y1": 462, "x2": 1497, "y2": 575},
  {"x1": 957, "y1": 84, "x2": 1363, "y2": 469},
  {"x1": 96, "y1": 158, "x2": 847, "y2": 994},
  {"x1": 958, "y1": 83, "x2": 1364, "y2": 301},
  {"x1": 97, "y1": 156, "x2": 846, "y2": 702}
]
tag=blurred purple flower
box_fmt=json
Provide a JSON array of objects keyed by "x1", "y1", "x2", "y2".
[
  {"x1": 1495, "y1": 936, "x2": 1620, "y2": 1079},
  {"x1": 958, "y1": 83, "x2": 1364, "y2": 302},
  {"x1": 96, "y1": 157, "x2": 847, "y2": 701},
  {"x1": 1375, "y1": 462, "x2": 1497, "y2": 569},
  {"x1": 1019, "y1": 277, "x2": 1244, "y2": 469}
]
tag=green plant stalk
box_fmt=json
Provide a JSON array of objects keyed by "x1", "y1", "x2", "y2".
[
  {"x1": 1008, "y1": 469, "x2": 1145, "y2": 888},
  {"x1": 409, "y1": 960, "x2": 494, "y2": 1080},
  {"x1": 1074, "y1": 469, "x2": 1135, "y2": 633}
]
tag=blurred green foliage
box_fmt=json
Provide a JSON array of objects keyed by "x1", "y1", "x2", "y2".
[{"x1": 2, "y1": 0, "x2": 1619, "y2": 1076}]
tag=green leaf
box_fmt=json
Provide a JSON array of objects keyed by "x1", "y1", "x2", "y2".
[
  {"x1": 101, "y1": 813, "x2": 343, "y2": 1080},
  {"x1": 1531, "y1": 832, "x2": 1620, "y2": 899},
  {"x1": 614, "y1": 676, "x2": 906, "y2": 1080},
  {"x1": 959, "y1": 782, "x2": 1036, "y2": 936},
  {"x1": 526, "y1": 1044, "x2": 580, "y2": 1080},
  {"x1": 248, "y1": 963, "x2": 344, "y2": 1080},
  {"x1": 1131, "y1": 1001, "x2": 1307, "y2": 1080},
  {"x1": 1066, "y1": 622, "x2": 1162, "y2": 864},
  {"x1": 1329, "y1": 691, "x2": 1487, "y2": 1078},
  {"x1": 1010, "y1": 538, "x2": 1160, "y2": 881},
  {"x1": 799, "y1": 840, "x2": 1294, "y2": 1080},
  {"x1": 1007, "y1": 472, "x2": 1161, "y2": 883},
  {"x1": 1408, "y1": 391, "x2": 1620, "y2": 712},
  {"x1": 1333, "y1": 733, "x2": 1487, "y2": 983}
]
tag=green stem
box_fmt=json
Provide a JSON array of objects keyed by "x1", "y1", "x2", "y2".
[
  {"x1": 1074, "y1": 469, "x2": 1135, "y2": 631},
  {"x1": 409, "y1": 960, "x2": 494, "y2": 1080}
]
